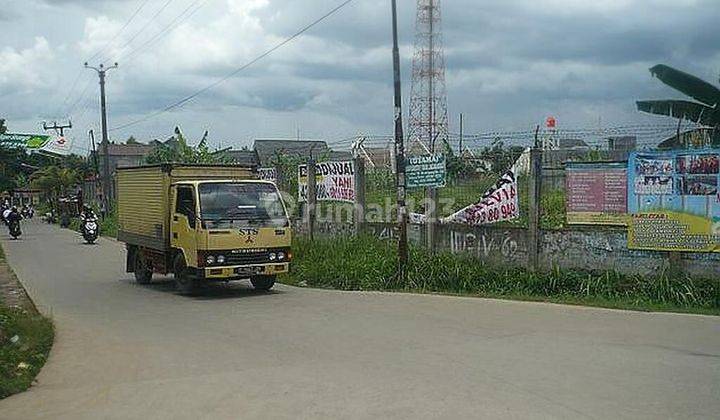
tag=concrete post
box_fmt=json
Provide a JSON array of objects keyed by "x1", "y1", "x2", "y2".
[
  {"x1": 527, "y1": 148, "x2": 542, "y2": 271},
  {"x1": 306, "y1": 158, "x2": 317, "y2": 241},
  {"x1": 353, "y1": 157, "x2": 366, "y2": 235}
]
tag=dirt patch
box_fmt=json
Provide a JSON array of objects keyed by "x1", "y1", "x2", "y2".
[{"x1": 0, "y1": 260, "x2": 33, "y2": 310}]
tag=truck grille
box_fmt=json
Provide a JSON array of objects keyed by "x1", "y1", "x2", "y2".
[{"x1": 225, "y1": 250, "x2": 275, "y2": 265}]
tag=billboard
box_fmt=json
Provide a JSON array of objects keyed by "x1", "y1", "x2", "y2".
[
  {"x1": 566, "y1": 162, "x2": 628, "y2": 225},
  {"x1": 298, "y1": 161, "x2": 355, "y2": 203},
  {"x1": 442, "y1": 170, "x2": 519, "y2": 225},
  {"x1": 0, "y1": 133, "x2": 51, "y2": 149},
  {"x1": 627, "y1": 150, "x2": 720, "y2": 252},
  {"x1": 405, "y1": 154, "x2": 446, "y2": 188}
]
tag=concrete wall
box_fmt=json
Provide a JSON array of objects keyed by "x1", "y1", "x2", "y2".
[
  {"x1": 540, "y1": 228, "x2": 720, "y2": 277},
  {"x1": 300, "y1": 220, "x2": 720, "y2": 277}
]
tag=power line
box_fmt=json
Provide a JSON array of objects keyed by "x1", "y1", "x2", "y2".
[
  {"x1": 66, "y1": 76, "x2": 96, "y2": 118},
  {"x1": 54, "y1": 71, "x2": 84, "y2": 118},
  {"x1": 86, "y1": 0, "x2": 153, "y2": 64},
  {"x1": 120, "y1": 0, "x2": 210, "y2": 64},
  {"x1": 110, "y1": 0, "x2": 354, "y2": 132},
  {"x1": 110, "y1": 0, "x2": 176, "y2": 60},
  {"x1": 56, "y1": 0, "x2": 151, "y2": 119}
]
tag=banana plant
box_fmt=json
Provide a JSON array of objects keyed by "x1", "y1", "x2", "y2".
[{"x1": 637, "y1": 64, "x2": 719, "y2": 146}]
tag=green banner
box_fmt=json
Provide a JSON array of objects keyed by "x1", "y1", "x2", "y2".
[
  {"x1": 0, "y1": 133, "x2": 51, "y2": 149},
  {"x1": 406, "y1": 154, "x2": 446, "y2": 188}
]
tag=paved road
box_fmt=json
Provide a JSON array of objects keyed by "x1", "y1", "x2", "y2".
[{"x1": 1, "y1": 222, "x2": 719, "y2": 419}]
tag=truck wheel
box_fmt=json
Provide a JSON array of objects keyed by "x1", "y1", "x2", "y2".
[
  {"x1": 174, "y1": 255, "x2": 198, "y2": 295},
  {"x1": 133, "y1": 252, "x2": 153, "y2": 284},
  {"x1": 251, "y1": 275, "x2": 276, "y2": 291}
]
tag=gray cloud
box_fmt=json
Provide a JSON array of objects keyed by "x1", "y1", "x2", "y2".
[{"x1": 2, "y1": 0, "x2": 719, "y2": 149}]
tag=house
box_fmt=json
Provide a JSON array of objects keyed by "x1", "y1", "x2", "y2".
[
  {"x1": 94, "y1": 143, "x2": 154, "y2": 176},
  {"x1": 657, "y1": 127, "x2": 717, "y2": 149},
  {"x1": 358, "y1": 146, "x2": 394, "y2": 170},
  {"x1": 557, "y1": 138, "x2": 590, "y2": 150},
  {"x1": 252, "y1": 139, "x2": 351, "y2": 166},
  {"x1": 225, "y1": 149, "x2": 259, "y2": 167},
  {"x1": 607, "y1": 136, "x2": 637, "y2": 151}
]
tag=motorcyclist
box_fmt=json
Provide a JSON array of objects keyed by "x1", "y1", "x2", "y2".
[
  {"x1": 6, "y1": 206, "x2": 22, "y2": 227},
  {"x1": 79, "y1": 205, "x2": 98, "y2": 234},
  {"x1": 2, "y1": 205, "x2": 12, "y2": 225}
]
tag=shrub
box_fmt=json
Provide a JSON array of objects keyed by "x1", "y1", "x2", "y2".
[{"x1": 283, "y1": 235, "x2": 720, "y2": 313}]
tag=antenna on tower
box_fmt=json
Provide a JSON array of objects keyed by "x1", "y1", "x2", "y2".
[
  {"x1": 408, "y1": 0, "x2": 449, "y2": 155},
  {"x1": 408, "y1": 0, "x2": 448, "y2": 252}
]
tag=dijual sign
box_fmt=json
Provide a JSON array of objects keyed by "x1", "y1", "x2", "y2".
[
  {"x1": 298, "y1": 160, "x2": 356, "y2": 203},
  {"x1": 627, "y1": 150, "x2": 720, "y2": 252}
]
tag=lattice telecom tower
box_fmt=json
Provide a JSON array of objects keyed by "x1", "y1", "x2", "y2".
[{"x1": 407, "y1": 0, "x2": 449, "y2": 155}]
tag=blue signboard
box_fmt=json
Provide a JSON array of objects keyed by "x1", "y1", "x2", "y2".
[{"x1": 627, "y1": 150, "x2": 720, "y2": 252}]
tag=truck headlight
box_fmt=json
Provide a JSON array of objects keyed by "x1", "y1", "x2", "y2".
[
  {"x1": 206, "y1": 255, "x2": 216, "y2": 265},
  {"x1": 217, "y1": 255, "x2": 226, "y2": 264},
  {"x1": 277, "y1": 252, "x2": 286, "y2": 261},
  {"x1": 269, "y1": 252, "x2": 277, "y2": 261}
]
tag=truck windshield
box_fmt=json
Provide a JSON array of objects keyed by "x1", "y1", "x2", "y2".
[{"x1": 199, "y1": 183, "x2": 288, "y2": 228}]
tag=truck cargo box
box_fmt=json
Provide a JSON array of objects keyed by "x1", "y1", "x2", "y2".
[{"x1": 116, "y1": 164, "x2": 255, "y2": 251}]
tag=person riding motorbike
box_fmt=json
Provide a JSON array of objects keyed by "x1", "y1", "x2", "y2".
[
  {"x1": 6, "y1": 207, "x2": 22, "y2": 238},
  {"x1": 80, "y1": 205, "x2": 100, "y2": 244},
  {"x1": 79, "y1": 205, "x2": 98, "y2": 234}
]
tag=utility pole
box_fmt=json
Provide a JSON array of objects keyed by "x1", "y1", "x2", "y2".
[
  {"x1": 42, "y1": 120, "x2": 72, "y2": 137},
  {"x1": 85, "y1": 62, "x2": 118, "y2": 210},
  {"x1": 89, "y1": 129, "x2": 99, "y2": 175},
  {"x1": 391, "y1": 0, "x2": 408, "y2": 282},
  {"x1": 459, "y1": 113, "x2": 464, "y2": 156}
]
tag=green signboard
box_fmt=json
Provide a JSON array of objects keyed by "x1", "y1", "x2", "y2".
[
  {"x1": 405, "y1": 153, "x2": 446, "y2": 188},
  {"x1": 0, "y1": 133, "x2": 51, "y2": 149}
]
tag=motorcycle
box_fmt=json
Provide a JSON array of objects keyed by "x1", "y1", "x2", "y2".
[
  {"x1": 8, "y1": 219, "x2": 21, "y2": 239},
  {"x1": 81, "y1": 216, "x2": 99, "y2": 244}
]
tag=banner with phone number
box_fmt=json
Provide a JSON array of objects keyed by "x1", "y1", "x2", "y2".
[{"x1": 442, "y1": 170, "x2": 519, "y2": 225}]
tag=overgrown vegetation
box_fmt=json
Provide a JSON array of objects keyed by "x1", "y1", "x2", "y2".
[
  {"x1": 144, "y1": 126, "x2": 233, "y2": 165},
  {"x1": 0, "y1": 248, "x2": 54, "y2": 400},
  {"x1": 282, "y1": 236, "x2": 720, "y2": 314},
  {"x1": 0, "y1": 306, "x2": 53, "y2": 399}
]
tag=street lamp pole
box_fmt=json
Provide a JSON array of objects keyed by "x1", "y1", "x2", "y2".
[{"x1": 85, "y1": 62, "x2": 118, "y2": 209}]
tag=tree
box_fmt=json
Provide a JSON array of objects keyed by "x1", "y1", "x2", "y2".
[
  {"x1": 0, "y1": 119, "x2": 7, "y2": 134},
  {"x1": 637, "y1": 64, "x2": 720, "y2": 146},
  {"x1": 30, "y1": 166, "x2": 81, "y2": 210},
  {"x1": 125, "y1": 136, "x2": 139, "y2": 144},
  {"x1": 144, "y1": 126, "x2": 232, "y2": 165}
]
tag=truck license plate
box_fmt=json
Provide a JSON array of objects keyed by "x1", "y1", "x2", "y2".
[{"x1": 236, "y1": 267, "x2": 257, "y2": 276}]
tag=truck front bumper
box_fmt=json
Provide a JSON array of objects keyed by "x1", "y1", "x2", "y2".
[{"x1": 194, "y1": 263, "x2": 289, "y2": 280}]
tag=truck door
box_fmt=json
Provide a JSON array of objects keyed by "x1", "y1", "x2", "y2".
[{"x1": 171, "y1": 185, "x2": 198, "y2": 267}]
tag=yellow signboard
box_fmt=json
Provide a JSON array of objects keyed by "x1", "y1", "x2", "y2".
[{"x1": 628, "y1": 211, "x2": 720, "y2": 253}]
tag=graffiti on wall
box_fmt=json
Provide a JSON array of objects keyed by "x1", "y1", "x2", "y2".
[{"x1": 448, "y1": 229, "x2": 520, "y2": 259}]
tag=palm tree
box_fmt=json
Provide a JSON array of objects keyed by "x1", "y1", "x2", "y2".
[
  {"x1": 637, "y1": 64, "x2": 720, "y2": 146},
  {"x1": 30, "y1": 166, "x2": 80, "y2": 211}
]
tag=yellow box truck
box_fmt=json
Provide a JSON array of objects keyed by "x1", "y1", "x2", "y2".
[{"x1": 116, "y1": 164, "x2": 291, "y2": 294}]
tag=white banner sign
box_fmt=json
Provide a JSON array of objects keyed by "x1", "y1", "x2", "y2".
[
  {"x1": 298, "y1": 161, "x2": 355, "y2": 203},
  {"x1": 442, "y1": 171, "x2": 519, "y2": 225},
  {"x1": 258, "y1": 167, "x2": 277, "y2": 183},
  {"x1": 41, "y1": 135, "x2": 73, "y2": 156}
]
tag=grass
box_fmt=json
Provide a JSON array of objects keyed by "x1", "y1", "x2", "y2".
[
  {"x1": 0, "y1": 306, "x2": 54, "y2": 399},
  {"x1": 0, "y1": 248, "x2": 54, "y2": 400},
  {"x1": 100, "y1": 211, "x2": 118, "y2": 237},
  {"x1": 281, "y1": 235, "x2": 720, "y2": 315}
]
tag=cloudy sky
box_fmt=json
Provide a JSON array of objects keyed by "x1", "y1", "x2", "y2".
[{"x1": 1, "y1": 0, "x2": 718, "y2": 153}]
